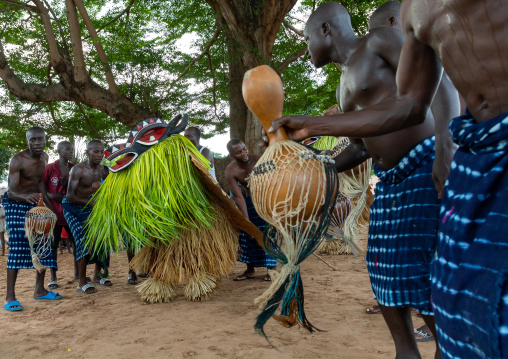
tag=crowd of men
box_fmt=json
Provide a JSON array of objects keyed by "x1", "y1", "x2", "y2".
[{"x1": 2, "y1": 0, "x2": 507, "y2": 358}]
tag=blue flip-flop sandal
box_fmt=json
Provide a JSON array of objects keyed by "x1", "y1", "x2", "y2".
[
  {"x1": 4, "y1": 300, "x2": 23, "y2": 311},
  {"x1": 34, "y1": 291, "x2": 62, "y2": 300}
]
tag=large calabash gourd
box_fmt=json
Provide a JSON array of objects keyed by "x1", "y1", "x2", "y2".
[
  {"x1": 24, "y1": 194, "x2": 57, "y2": 272},
  {"x1": 242, "y1": 65, "x2": 339, "y2": 338},
  {"x1": 243, "y1": 65, "x2": 336, "y2": 230}
]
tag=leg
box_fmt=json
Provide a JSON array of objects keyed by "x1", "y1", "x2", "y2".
[
  {"x1": 93, "y1": 263, "x2": 112, "y2": 286},
  {"x1": 127, "y1": 249, "x2": 137, "y2": 285},
  {"x1": 234, "y1": 264, "x2": 256, "y2": 281},
  {"x1": 421, "y1": 314, "x2": 441, "y2": 359},
  {"x1": 379, "y1": 304, "x2": 422, "y2": 359},
  {"x1": 0, "y1": 231, "x2": 5, "y2": 256},
  {"x1": 50, "y1": 225, "x2": 63, "y2": 287},
  {"x1": 264, "y1": 266, "x2": 276, "y2": 281},
  {"x1": 6, "y1": 268, "x2": 19, "y2": 303},
  {"x1": 33, "y1": 269, "x2": 49, "y2": 297},
  {"x1": 77, "y1": 255, "x2": 95, "y2": 293}
]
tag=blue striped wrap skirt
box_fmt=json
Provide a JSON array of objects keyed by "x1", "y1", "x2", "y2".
[
  {"x1": 238, "y1": 196, "x2": 277, "y2": 268},
  {"x1": 367, "y1": 137, "x2": 440, "y2": 315},
  {"x1": 2, "y1": 193, "x2": 57, "y2": 270},
  {"x1": 433, "y1": 111, "x2": 508, "y2": 359},
  {"x1": 62, "y1": 197, "x2": 109, "y2": 268}
]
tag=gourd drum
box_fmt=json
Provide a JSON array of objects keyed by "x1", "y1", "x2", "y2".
[{"x1": 242, "y1": 65, "x2": 338, "y2": 231}]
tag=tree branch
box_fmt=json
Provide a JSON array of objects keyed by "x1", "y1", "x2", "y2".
[
  {"x1": 76, "y1": 102, "x2": 102, "y2": 138},
  {"x1": 64, "y1": 0, "x2": 87, "y2": 82},
  {"x1": 0, "y1": 37, "x2": 66, "y2": 102},
  {"x1": 97, "y1": 0, "x2": 135, "y2": 33},
  {"x1": 173, "y1": 28, "x2": 221, "y2": 84},
  {"x1": 31, "y1": 0, "x2": 63, "y2": 67},
  {"x1": 206, "y1": 50, "x2": 220, "y2": 121},
  {"x1": 283, "y1": 20, "x2": 304, "y2": 37},
  {"x1": 276, "y1": 46, "x2": 307, "y2": 74},
  {"x1": 48, "y1": 103, "x2": 73, "y2": 132},
  {"x1": 74, "y1": 0, "x2": 118, "y2": 93},
  {"x1": 0, "y1": 0, "x2": 39, "y2": 13},
  {"x1": 42, "y1": 0, "x2": 71, "y2": 57}
]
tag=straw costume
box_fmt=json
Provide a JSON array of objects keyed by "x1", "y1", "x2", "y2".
[
  {"x1": 86, "y1": 114, "x2": 263, "y2": 303},
  {"x1": 432, "y1": 111, "x2": 508, "y2": 359},
  {"x1": 304, "y1": 136, "x2": 372, "y2": 255}
]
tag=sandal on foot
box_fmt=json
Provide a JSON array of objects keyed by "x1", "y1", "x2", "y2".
[
  {"x1": 76, "y1": 283, "x2": 96, "y2": 294},
  {"x1": 48, "y1": 280, "x2": 59, "y2": 290},
  {"x1": 93, "y1": 278, "x2": 112, "y2": 286},
  {"x1": 233, "y1": 274, "x2": 255, "y2": 281},
  {"x1": 264, "y1": 274, "x2": 272, "y2": 282},
  {"x1": 127, "y1": 275, "x2": 138, "y2": 285},
  {"x1": 366, "y1": 305, "x2": 382, "y2": 314},
  {"x1": 414, "y1": 327, "x2": 434, "y2": 342},
  {"x1": 34, "y1": 291, "x2": 62, "y2": 300},
  {"x1": 4, "y1": 300, "x2": 23, "y2": 311}
]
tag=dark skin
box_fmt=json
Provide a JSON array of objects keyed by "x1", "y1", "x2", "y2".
[
  {"x1": 67, "y1": 143, "x2": 108, "y2": 293},
  {"x1": 270, "y1": 4, "x2": 458, "y2": 358},
  {"x1": 48, "y1": 142, "x2": 78, "y2": 286},
  {"x1": 5, "y1": 129, "x2": 56, "y2": 307},
  {"x1": 269, "y1": 0, "x2": 508, "y2": 163},
  {"x1": 0, "y1": 206, "x2": 5, "y2": 256},
  {"x1": 225, "y1": 142, "x2": 274, "y2": 280},
  {"x1": 184, "y1": 128, "x2": 214, "y2": 170}
]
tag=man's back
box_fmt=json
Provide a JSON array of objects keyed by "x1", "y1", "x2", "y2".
[{"x1": 406, "y1": 0, "x2": 508, "y2": 122}]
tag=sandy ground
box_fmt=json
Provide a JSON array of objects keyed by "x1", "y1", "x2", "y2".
[{"x1": 0, "y1": 229, "x2": 436, "y2": 359}]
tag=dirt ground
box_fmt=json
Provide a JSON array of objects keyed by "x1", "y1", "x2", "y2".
[{"x1": 0, "y1": 228, "x2": 436, "y2": 359}]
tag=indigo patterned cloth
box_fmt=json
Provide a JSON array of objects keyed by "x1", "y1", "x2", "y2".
[
  {"x1": 433, "y1": 111, "x2": 508, "y2": 359},
  {"x1": 2, "y1": 193, "x2": 57, "y2": 270},
  {"x1": 62, "y1": 197, "x2": 109, "y2": 268},
  {"x1": 238, "y1": 196, "x2": 277, "y2": 268},
  {"x1": 367, "y1": 137, "x2": 440, "y2": 315}
]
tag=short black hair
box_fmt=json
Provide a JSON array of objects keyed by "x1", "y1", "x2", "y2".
[
  {"x1": 370, "y1": 1, "x2": 401, "y2": 23},
  {"x1": 87, "y1": 139, "x2": 103, "y2": 149},
  {"x1": 57, "y1": 141, "x2": 72, "y2": 152},
  {"x1": 186, "y1": 126, "x2": 201, "y2": 139},
  {"x1": 227, "y1": 138, "x2": 243, "y2": 154},
  {"x1": 26, "y1": 126, "x2": 45, "y2": 139}
]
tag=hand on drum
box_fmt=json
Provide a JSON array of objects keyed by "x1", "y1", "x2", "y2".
[
  {"x1": 268, "y1": 115, "x2": 313, "y2": 142},
  {"x1": 24, "y1": 192, "x2": 41, "y2": 205}
]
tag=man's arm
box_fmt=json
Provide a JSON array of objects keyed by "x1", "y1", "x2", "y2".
[
  {"x1": 38, "y1": 179, "x2": 55, "y2": 212},
  {"x1": 269, "y1": 10, "x2": 443, "y2": 141},
  {"x1": 334, "y1": 138, "x2": 371, "y2": 173},
  {"x1": 225, "y1": 166, "x2": 249, "y2": 219},
  {"x1": 430, "y1": 72, "x2": 460, "y2": 198},
  {"x1": 6, "y1": 156, "x2": 40, "y2": 204},
  {"x1": 66, "y1": 166, "x2": 89, "y2": 206}
]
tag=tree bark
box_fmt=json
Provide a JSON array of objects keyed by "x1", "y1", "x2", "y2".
[{"x1": 207, "y1": 0, "x2": 298, "y2": 153}]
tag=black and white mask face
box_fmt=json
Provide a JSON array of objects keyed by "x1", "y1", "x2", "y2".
[{"x1": 105, "y1": 113, "x2": 188, "y2": 173}]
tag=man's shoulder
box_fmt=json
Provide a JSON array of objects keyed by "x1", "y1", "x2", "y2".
[{"x1": 366, "y1": 27, "x2": 403, "y2": 48}]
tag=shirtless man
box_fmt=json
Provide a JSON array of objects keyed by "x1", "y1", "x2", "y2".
[
  {"x1": 184, "y1": 126, "x2": 216, "y2": 180},
  {"x1": 267, "y1": 2, "x2": 459, "y2": 357},
  {"x1": 225, "y1": 139, "x2": 276, "y2": 281},
  {"x1": 270, "y1": 1, "x2": 508, "y2": 357},
  {"x1": 63, "y1": 140, "x2": 112, "y2": 294},
  {"x1": 2, "y1": 126, "x2": 61, "y2": 311},
  {"x1": 43, "y1": 141, "x2": 77, "y2": 289}
]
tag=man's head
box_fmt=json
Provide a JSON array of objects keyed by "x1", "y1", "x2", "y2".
[
  {"x1": 304, "y1": 2, "x2": 352, "y2": 68},
  {"x1": 227, "y1": 138, "x2": 249, "y2": 163},
  {"x1": 26, "y1": 126, "x2": 46, "y2": 155},
  {"x1": 86, "y1": 140, "x2": 104, "y2": 166},
  {"x1": 184, "y1": 127, "x2": 201, "y2": 147},
  {"x1": 368, "y1": 1, "x2": 401, "y2": 32},
  {"x1": 57, "y1": 141, "x2": 74, "y2": 162}
]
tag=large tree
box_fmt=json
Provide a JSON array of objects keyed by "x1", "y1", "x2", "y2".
[{"x1": 0, "y1": 0, "x2": 388, "y2": 153}]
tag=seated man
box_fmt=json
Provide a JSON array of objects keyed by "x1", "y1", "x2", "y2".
[
  {"x1": 3, "y1": 126, "x2": 62, "y2": 311},
  {"x1": 62, "y1": 140, "x2": 112, "y2": 294},
  {"x1": 225, "y1": 139, "x2": 276, "y2": 281}
]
